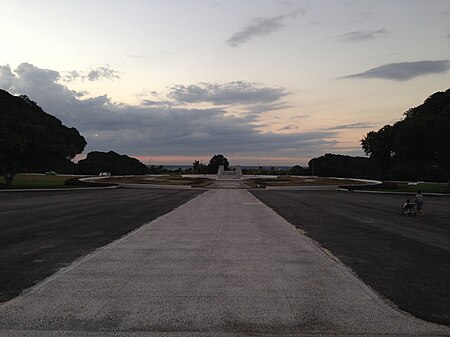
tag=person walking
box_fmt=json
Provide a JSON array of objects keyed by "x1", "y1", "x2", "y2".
[{"x1": 414, "y1": 190, "x2": 424, "y2": 217}]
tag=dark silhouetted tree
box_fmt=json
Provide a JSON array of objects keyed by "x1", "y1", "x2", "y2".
[
  {"x1": 289, "y1": 165, "x2": 308, "y2": 176},
  {"x1": 76, "y1": 151, "x2": 148, "y2": 175},
  {"x1": 0, "y1": 90, "x2": 86, "y2": 187},
  {"x1": 361, "y1": 125, "x2": 395, "y2": 180},
  {"x1": 362, "y1": 88, "x2": 450, "y2": 190},
  {"x1": 207, "y1": 154, "x2": 229, "y2": 173},
  {"x1": 308, "y1": 153, "x2": 373, "y2": 179}
]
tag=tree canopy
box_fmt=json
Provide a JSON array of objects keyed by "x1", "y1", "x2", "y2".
[
  {"x1": 308, "y1": 153, "x2": 374, "y2": 179},
  {"x1": 0, "y1": 90, "x2": 86, "y2": 187},
  {"x1": 207, "y1": 154, "x2": 229, "y2": 174},
  {"x1": 76, "y1": 151, "x2": 148, "y2": 175},
  {"x1": 362, "y1": 88, "x2": 450, "y2": 190}
]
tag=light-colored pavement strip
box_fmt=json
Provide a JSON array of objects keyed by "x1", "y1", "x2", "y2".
[{"x1": 0, "y1": 189, "x2": 448, "y2": 336}]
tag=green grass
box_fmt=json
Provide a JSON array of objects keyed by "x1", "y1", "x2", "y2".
[
  {"x1": 106, "y1": 175, "x2": 213, "y2": 187},
  {"x1": 390, "y1": 182, "x2": 449, "y2": 194},
  {"x1": 0, "y1": 174, "x2": 76, "y2": 189},
  {"x1": 245, "y1": 177, "x2": 366, "y2": 188}
]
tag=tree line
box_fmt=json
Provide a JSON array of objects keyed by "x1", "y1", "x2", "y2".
[
  {"x1": 361, "y1": 88, "x2": 450, "y2": 190},
  {"x1": 1, "y1": 88, "x2": 449, "y2": 190}
]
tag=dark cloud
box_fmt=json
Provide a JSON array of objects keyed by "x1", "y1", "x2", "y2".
[
  {"x1": 278, "y1": 124, "x2": 299, "y2": 131},
  {"x1": 226, "y1": 9, "x2": 305, "y2": 47},
  {"x1": 63, "y1": 65, "x2": 120, "y2": 82},
  {"x1": 342, "y1": 60, "x2": 450, "y2": 81},
  {"x1": 142, "y1": 99, "x2": 173, "y2": 108},
  {"x1": 168, "y1": 81, "x2": 288, "y2": 107},
  {"x1": 320, "y1": 122, "x2": 375, "y2": 130},
  {"x1": 87, "y1": 66, "x2": 120, "y2": 81},
  {"x1": 0, "y1": 63, "x2": 337, "y2": 159},
  {"x1": 342, "y1": 28, "x2": 389, "y2": 42}
]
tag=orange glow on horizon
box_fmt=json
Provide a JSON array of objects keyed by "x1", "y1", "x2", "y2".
[
  {"x1": 75, "y1": 153, "x2": 310, "y2": 166},
  {"x1": 134, "y1": 155, "x2": 310, "y2": 166}
]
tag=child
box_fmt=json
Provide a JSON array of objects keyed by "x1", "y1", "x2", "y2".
[
  {"x1": 402, "y1": 199, "x2": 415, "y2": 216},
  {"x1": 414, "y1": 190, "x2": 424, "y2": 217}
]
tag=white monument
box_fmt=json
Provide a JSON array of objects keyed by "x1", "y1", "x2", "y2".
[{"x1": 217, "y1": 165, "x2": 242, "y2": 180}]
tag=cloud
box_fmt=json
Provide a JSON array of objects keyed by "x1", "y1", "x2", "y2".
[
  {"x1": 63, "y1": 65, "x2": 120, "y2": 82},
  {"x1": 342, "y1": 28, "x2": 389, "y2": 42},
  {"x1": 447, "y1": 32, "x2": 450, "y2": 38},
  {"x1": 142, "y1": 99, "x2": 173, "y2": 108},
  {"x1": 0, "y1": 65, "x2": 16, "y2": 89},
  {"x1": 244, "y1": 102, "x2": 291, "y2": 115},
  {"x1": 0, "y1": 63, "x2": 337, "y2": 160},
  {"x1": 291, "y1": 114, "x2": 310, "y2": 120},
  {"x1": 278, "y1": 124, "x2": 299, "y2": 131},
  {"x1": 168, "y1": 81, "x2": 288, "y2": 107},
  {"x1": 226, "y1": 9, "x2": 304, "y2": 47},
  {"x1": 342, "y1": 60, "x2": 450, "y2": 81},
  {"x1": 87, "y1": 66, "x2": 120, "y2": 81},
  {"x1": 320, "y1": 122, "x2": 375, "y2": 130}
]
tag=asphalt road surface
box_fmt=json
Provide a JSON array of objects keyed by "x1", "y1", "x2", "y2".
[
  {"x1": 251, "y1": 190, "x2": 450, "y2": 326},
  {"x1": 0, "y1": 188, "x2": 203, "y2": 302}
]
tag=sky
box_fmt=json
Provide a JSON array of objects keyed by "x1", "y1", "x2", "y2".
[{"x1": 1, "y1": 0, "x2": 449, "y2": 166}]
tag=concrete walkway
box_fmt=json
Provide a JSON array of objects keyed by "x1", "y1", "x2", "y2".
[{"x1": 0, "y1": 190, "x2": 448, "y2": 336}]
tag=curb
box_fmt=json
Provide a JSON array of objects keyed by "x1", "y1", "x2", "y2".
[
  {"x1": 118, "y1": 183, "x2": 192, "y2": 189},
  {"x1": 0, "y1": 185, "x2": 119, "y2": 192},
  {"x1": 337, "y1": 188, "x2": 450, "y2": 197}
]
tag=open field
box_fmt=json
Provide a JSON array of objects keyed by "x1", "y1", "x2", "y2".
[
  {"x1": 389, "y1": 182, "x2": 449, "y2": 194},
  {"x1": 106, "y1": 175, "x2": 369, "y2": 189},
  {"x1": 251, "y1": 190, "x2": 450, "y2": 325},
  {"x1": 244, "y1": 176, "x2": 368, "y2": 188},
  {"x1": 105, "y1": 175, "x2": 213, "y2": 187},
  {"x1": 0, "y1": 174, "x2": 78, "y2": 189}
]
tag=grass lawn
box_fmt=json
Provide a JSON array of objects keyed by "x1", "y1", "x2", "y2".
[
  {"x1": 389, "y1": 182, "x2": 449, "y2": 194},
  {"x1": 244, "y1": 176, "x2": 367, "y2": 188},
  {"x1": 0, "y1": 174, "x2": 77, "y2": 189},
  {"x1": 106, "y1": 175, "x2": 213, "y2": 187}
]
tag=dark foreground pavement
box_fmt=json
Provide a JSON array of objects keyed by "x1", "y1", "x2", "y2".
[
  {"x1": 0, "y1": 188, "x2": 203, "y2": 302},
  {"x1": 251, "y1": 190, "x2": 450, "y2": 326},
  {"x1": 1, "y1": 189, "x2": 448, "y2": 336}
]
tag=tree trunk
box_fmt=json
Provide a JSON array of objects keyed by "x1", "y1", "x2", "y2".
[
  {"x1": 447, "y1": 171, "x2": 450, "y2": 193},
  {"x1": 2, "y1": 171, "x2": 16, "y2": 188}
]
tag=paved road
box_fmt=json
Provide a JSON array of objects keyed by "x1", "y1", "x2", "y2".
[
  {"x1": 251, "y1": 190, "x2": 450, "y2": 326},
  {"x1": 1, "y1": 188, "x2": 449, "y2": 335},
  {"x1": 0, "y1": 188, "x2": 203, "y2": 302}
]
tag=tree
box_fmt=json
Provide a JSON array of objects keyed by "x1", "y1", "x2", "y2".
[
  {"x1": 361, "y1": 125, "x2": 395, "y2": 180},
  {"x1": 76, "y1": 151, "x2": 148, "y2": 175},
  {"x1": 361, "y1": 88, "x2": 450, "y2": 190},
  {"x1": 0, "y1": 90, "x2": 86, "y2": 187},
  {"x1": 207, "y1": 154, "x2": 229, "y2": 174},
  {"x1": 308, "y1": 153, "x2": 374, "y2": 179},
  {"x1": 393, "y1": 89, "x2": 450, "y2": 190},
  {"x1": 289, "y1": 165, "x2": 308, "y2": 176}
]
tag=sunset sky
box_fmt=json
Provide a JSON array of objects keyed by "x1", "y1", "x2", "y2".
[{"x1": 1, "y1": 0, "x2": 449, "y2": 166}]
